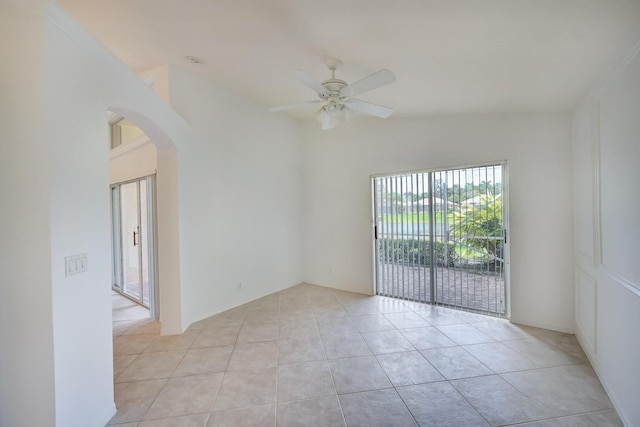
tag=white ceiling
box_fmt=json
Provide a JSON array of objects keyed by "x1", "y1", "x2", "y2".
[{"x1": 60, "y1": 0, "x2": 640, "y2": 118}]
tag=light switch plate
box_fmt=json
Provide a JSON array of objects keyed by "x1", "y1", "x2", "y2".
[{"x1": 65, "y1": 253, "x2": 88, "y2": 276}]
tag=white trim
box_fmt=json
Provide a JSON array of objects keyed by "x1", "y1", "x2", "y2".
[
  {"x1": 597, "y1": 38, "x2": 640, "y2": 96},
  {"x1": 574, "y1": 264, "x2": 597, "y2": 354},
  {"x1": 509, "y1": 317, "x2": 574, "y2": 334},
  {"x1": 591, "y1": 99, "x2": 603, "y2": 267},
  {"x1": 575, "y1": 325, "x2": 596, "y2": 363},
  {"x1": 575, "y1": 331, "x2": 629, "y2": 427},
  {"x1": 107, "y1": 111, "x2": 122, "y2": 125},
  {"x1": 617, "y1": 38, "x2": 640, "y2": 72},
  {"x1": 370, "y1": 178, "x2": 378, "y2": 296},
  {"x1": 575, "y1": 322, "x2": 596, "y2": 357},
  {"x1": 600, "y1": 264, "x2": 640, "y2": 298},
  {"x1": 96, "y1": 403, "x2": 117, "y2": 427},
  {"x1": 370, "y1": 160, "x2": 509, "y2": 179},
  {"x1": 150, "y1": 175, "x2": 160, "y2": 322},
  {"x1": 160, "y1": 327, "x2": 187, "y2": 336},
  {"x1": 109, "y1": 135, "x2": 153, "y2": 160},
  {"x1": 502, "y1": 161, "x2": 511, "y2": 319},
  {"x1": 580, "y1": 36, "x2": 640, "y2": 103},
  {"x1": 575, "y1": 250, "x2": 596, "y2": 277}
]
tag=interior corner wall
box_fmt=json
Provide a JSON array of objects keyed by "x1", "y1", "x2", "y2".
[
  {"x1": 301, "y1": 113, "x2": 575, "y2": 333},
  {"x1": 166, "y1": 66, "x2": 304, "y2": 327},
  {"x1": 572, "y1": 40, "x2": 640, "y2": 426},
  {"x1": 0, "y1": 3, "x2": 56, "y2": 426}
]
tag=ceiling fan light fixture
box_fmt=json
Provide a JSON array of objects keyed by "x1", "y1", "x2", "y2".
[
  {"x1": 316, "y1": 104, "x2": 352, "y2": 130},
  {"x1": 316, "y1": 106, "x2": 339, "y2": 130}
]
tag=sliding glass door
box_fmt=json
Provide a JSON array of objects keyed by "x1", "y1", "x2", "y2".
[
  {"x1": 111, "y1": 176, "x2": 157, "y2": 315},
  {"x1": 373, "y1": 163, "x2": 508, "y2": 317}
]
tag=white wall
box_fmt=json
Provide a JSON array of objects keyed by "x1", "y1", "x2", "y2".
[
  {"x1": 110, "y1": 62, "x2": 304, "y2": 334},
  {"x1": 109, "y1": 137, "x2": 157, "y2": 184},
  {"x1": 45, "y1": 17, "x2": 115, "y2": 424},
  {"x1": 0, "y1": 2, "x2": 56, "y2": 426},
  {"x1": 1, "y1": 2, "x2": 192, "y2": 425},
  {"x1": 3, "y1": 5, "x2": 304, "y2": 423},
  {"x1": 573, "y1": 40, "x2": 640, "y2": 426},
  {"x1": 301, "y1": 113, "x2": 575, "y2": 332},
  {"x1": 166, "y1": 66, "x2": 304, "y2": 327},
  {"x1": 155, "y1": 146, "x2": 183, "y2": 333}
]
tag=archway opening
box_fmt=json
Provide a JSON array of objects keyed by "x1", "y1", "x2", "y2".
[{"x1": 107, "y1": 107, "x2": 182, "y2": 336}]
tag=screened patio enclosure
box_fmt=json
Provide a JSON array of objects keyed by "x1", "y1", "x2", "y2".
[{"x1": 372, "y1": 163, "x2": 508, "y2": 317}]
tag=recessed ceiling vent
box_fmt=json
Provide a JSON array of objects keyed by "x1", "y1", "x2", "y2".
[{"x1": 186, "y1": 55, "x2": 205, "y2": 65}]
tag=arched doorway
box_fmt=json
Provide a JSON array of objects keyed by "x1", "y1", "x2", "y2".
[
  {"x1": 109, "y1": 114, "x2": 158, "y2": 322},
  {"x1": 107, "y1": 107, "x2": 183, "y2": 336}
]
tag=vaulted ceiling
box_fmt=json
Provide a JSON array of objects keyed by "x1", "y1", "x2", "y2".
[{"x1": 60, "y1": 0, "x2": 640, "y2": 118}]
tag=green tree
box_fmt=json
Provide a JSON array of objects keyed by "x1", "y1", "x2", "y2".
[{"x1": 451, "y1": 194, "x2": 503, "y2": 262}]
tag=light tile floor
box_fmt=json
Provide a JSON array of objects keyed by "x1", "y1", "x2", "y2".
[{"x1": 108, "y1": 284, "x2": 622, "y2": 427}]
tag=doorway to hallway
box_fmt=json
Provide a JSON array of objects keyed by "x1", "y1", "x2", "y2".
[{"x1": 372, "y1": 163, "x2": 509, "y2": 317}]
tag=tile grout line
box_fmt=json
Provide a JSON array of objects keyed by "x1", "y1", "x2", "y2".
[
  {"x1": 314, "y1": 289, "x2": 349, "y2": 427},
  {"x1": 110, "y1": 285, "x2": 612, "y2": 426},
  {"x1": 345, "y1": 300, "x2": 429, "y2": 426},
  {"x1": 341, "y1": 294, "x2": 421, "y2": 425},
  {"x1": 273, "y1": 294, "x2": 283, "y2": 426},
  {"x1": 400, "y1": 310, "x2": 495, "y2": 426}
]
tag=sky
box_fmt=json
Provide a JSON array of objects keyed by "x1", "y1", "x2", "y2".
[{"x1": 375, "y1": 164, "x2": 503, "y2": 196}]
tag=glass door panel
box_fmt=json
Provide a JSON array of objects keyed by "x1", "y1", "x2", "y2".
[
  {"x1": 120, "y1": 181, "x2": 142, "y2": 303},
  {"x1": 111, "y1": 186, "x2": 122, "y2": 291},
  {"x1": 111, "y1": 175, "x2": 156, "y2": 313},
  {"x1": 431, "y1": 165, "x2": 506, "y2": 316},
  {"x1": 139, "y1": 179, "x2": 150, "y2": 307}
]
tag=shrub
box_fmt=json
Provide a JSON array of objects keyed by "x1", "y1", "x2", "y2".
[{"x1": 377, "y1": 238, "x2": 457, "y2": 267}]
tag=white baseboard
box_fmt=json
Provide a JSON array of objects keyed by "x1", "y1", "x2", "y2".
[
  {"x1": 96, "y1": 402, "x2": 116, "y2": 427},
  {"x1": 509, "y1": 317, "x2": 575, "y2": 334}
]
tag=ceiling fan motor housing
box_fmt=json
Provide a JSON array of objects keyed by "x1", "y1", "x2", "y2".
[
  {"x1": 320, "y1": 57, "x2": 347, "y2": 101},
  {"x1": 320, "y1": 79, "x2": 347, "y2": 101}
]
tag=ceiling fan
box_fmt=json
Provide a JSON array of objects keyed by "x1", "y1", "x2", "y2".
[{"x1": 269, "y1": 58, "x2": 396, "y2": 130}]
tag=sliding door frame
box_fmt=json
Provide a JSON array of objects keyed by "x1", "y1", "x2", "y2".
[
  {"x1": 371, "y1": 161, "x2": 510, "y2": 317},
  {"x1": 111, "y1": 174, "x2": 159, "y2": 319}
]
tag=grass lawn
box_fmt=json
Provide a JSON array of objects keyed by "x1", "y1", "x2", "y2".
[
  {"x1": 381, "y1": 212, "x2": 449, "y2": 223},
  {"x1": 454, "y1": 244, "x2": 488, "y2": 259}
]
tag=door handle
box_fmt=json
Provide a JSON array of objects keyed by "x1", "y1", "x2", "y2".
[{"x1": 133, "y1": 231, "x2": 138, "y2": 247}]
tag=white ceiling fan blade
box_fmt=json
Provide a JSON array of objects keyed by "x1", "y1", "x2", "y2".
[
  {"x1": 269, "y1": 99, "x2": 323, "y2": 112},
  {"x1": 341, "y1": 69, "x2": 396, "y2": 98},
  {"x1": 344, "y1": 99, "x2": 393, "y2": 118},
  {"x1": 289, "y1": 69, "x2": 330, "y2": 96}
]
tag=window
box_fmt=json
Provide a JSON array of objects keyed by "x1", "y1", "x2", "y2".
[{"x1": 110, "y1": 117, "x2": 145, "y2": 149}]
